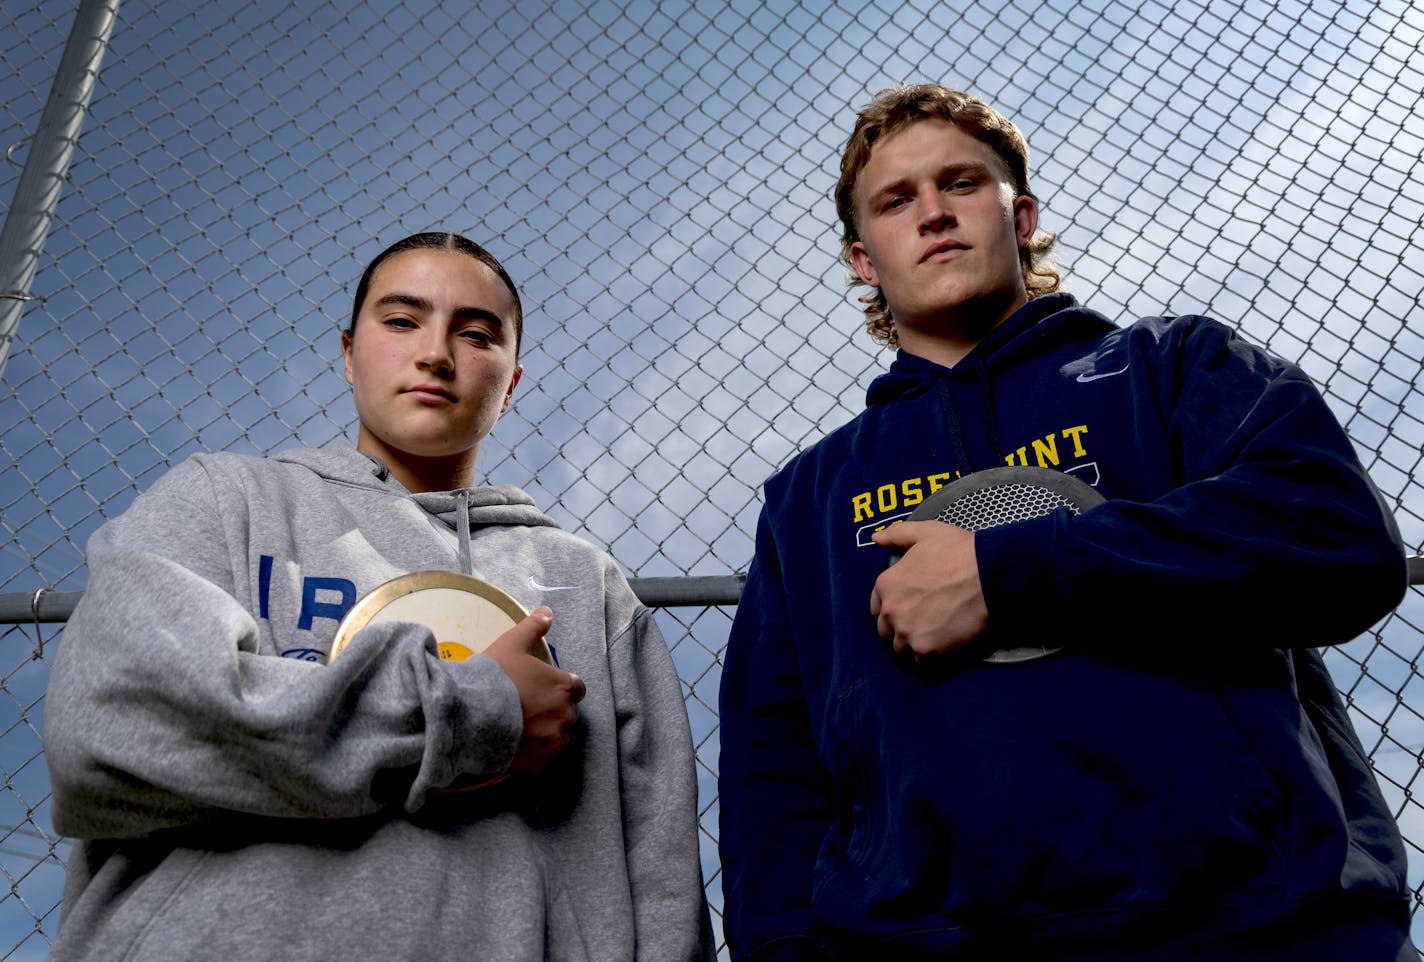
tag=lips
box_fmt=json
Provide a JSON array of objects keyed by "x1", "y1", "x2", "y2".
[
  {"x1": 404, "y1": 384, "x2": 457, "y2": 402},
  {"x1": 920, "y1": 240, "x2": 968, "y2": 263}
]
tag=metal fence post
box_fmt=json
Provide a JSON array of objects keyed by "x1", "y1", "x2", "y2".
[{"x1": 0, "y1": 0, "x2": 121, "y2": 378}]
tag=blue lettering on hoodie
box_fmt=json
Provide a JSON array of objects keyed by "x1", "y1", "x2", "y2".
[
  {"x1": 298, "y1": 577, "x2": 357, "y2": 630},
  {"x1": 257, "y1": 554, "x2": 358, "y2": 633}
]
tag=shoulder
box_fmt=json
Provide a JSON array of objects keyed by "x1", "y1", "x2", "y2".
[
  {"x1": 184, "y1": 449, "x2": 287, "y2": 478},
  {"x1": 172, "y1": 450, "x2": 330, "y2": 498},
  {"x1": 1120, "y1": 313, "x2": 1275, "y2": 359},
  {"x1": 522, "y1": 521, "x2": 615, "y2": 563},
  {"x1": 764, "y1": 408, "x2": 875, "y2": 500},
  {"x1": 129, "y1": 450, "x2": 345, "y2": 527},
  {"x1": 134, "y1": 450, "x2": 265, "y2": 501},
  {"x1": 494, "y1": 505, "x2": 633, "y2": 592},
  {"x1": 1116, "y1": 312, "x2": 1231, "y2": 350},
  {"x1": 1116, "y1": 313, "x2": 1305, "y2": 384},
  {"x1": 89, "y1": 452, "x2": 272, "y2": 556}
]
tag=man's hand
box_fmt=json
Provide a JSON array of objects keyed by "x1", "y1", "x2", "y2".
[
  {"x1": 870, "y1": 521, "x2": 988, "y2": 662},
  {"x1": 483, "y1": 606, "x2": 587, "y2": 773}
]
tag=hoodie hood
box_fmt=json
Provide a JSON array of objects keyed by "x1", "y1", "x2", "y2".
[
  {"x1": 274, "y1": 444, "x2": 560, "y2": 576},
  {"x1": 866, "y1": 293, "x2": 1117, "y2": 406},
  {"x1": 861, "y1": 293, "x2": 1118, "y2": 474}
]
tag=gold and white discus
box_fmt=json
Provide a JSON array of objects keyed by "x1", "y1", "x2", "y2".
[{"x1": 327, "y1": 570, "x2": 551, "y2": 665}]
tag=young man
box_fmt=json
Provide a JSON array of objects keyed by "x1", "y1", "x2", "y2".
[
  {"x1": 44, "y1": 233, "x2": 713, "y2": 960},
  {"x1": 718, "y1": 85, "x2": 1412, "y2": 961}
]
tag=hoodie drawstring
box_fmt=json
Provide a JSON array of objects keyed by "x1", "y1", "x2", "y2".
[
  {"x1": 936, "y1": 356, "x2": 1004, "y2": 474},
  {"x1": 455, "y1": 489, "x2": 474, "y2": 576},
  {"x1": 938, "y1": 381, "x2": 974, "y2": 474}
]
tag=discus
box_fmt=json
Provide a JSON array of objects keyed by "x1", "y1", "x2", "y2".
[
  {"x1": 328, "y1": 570, "x2": 551, "y2": 665},
  {"x1": 893, "y1": 465, "x2": 1105, "y2": 664}
]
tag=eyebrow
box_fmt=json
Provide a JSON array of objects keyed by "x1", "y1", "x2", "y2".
[{"x1": 373, "y1": 292, "x2": 507, "y2": 330}]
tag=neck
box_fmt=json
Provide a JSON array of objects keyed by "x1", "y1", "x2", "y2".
[
  {"x1": 355, "y1": 430, "x2": 478, "y2": 493},
  {"x1": 896, "y1": 326, "x2": 983, "y2": 369},
  {"x1": 894, "y1": 291, "x2": 1027, "y2": 369}
]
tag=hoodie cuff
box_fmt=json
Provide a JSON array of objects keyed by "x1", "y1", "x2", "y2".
[
  {"x1": 441, "y1": 653, "x2": 524, "y2": 781},
  {"x1": 975, "y1": 511, "x2": 1062, "y2": 639}
]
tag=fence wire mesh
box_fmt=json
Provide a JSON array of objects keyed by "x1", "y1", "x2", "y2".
[{"x1": 1, "y1": 0, "x2": 1422, "y2": 957}]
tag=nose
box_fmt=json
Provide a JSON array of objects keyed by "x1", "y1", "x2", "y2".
[
  {"x1": 416, "y1": 327, "x2": 455, "y2": 375},
  {"x1": 917, "y1": 186, "x2": 953, "y2": 233}
]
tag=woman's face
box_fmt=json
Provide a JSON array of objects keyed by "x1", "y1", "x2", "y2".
[{"x1": 342, "y1": 248, "x2": 522, "y2": 474}]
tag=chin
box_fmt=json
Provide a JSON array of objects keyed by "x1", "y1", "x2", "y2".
[
  {"x1": 407, "y1": 443, "x2": 479, "y2": 462},
  {"x1": 366, "y1": 431, "x2": 474, "y2": 463}
]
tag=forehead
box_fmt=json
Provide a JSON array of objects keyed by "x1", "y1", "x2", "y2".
[
  {"x1": 854, "y1": 120, "x2": 1011, "y2": 204},
  {"x1": 366, "y1": 248, "x2": 516, "y2": 317}
]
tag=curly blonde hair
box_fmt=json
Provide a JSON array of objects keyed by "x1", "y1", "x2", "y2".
[{"x1": 834, "y1": 84, "x2": 1061, "y2": 348}]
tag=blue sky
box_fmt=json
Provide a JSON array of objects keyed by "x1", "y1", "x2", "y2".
[{"x1": 2, "y1": 0, "x2": 1422, "y2": 955}]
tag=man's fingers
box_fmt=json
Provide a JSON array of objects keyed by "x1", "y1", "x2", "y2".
[
  {"x1": 872, "y1": 587, "x2": 893, "y2": 643},
  {"x1": 870, "y1": 522, "x2": 915, "y2": 549},
  {"x1": 867, "y1": 521, "x2": 986, "y2": 662},
  {"x1": 883, "y1": 619, "x2": 902, "y2": 652},
  {"x1": 870, "y1": 519, "x2": 948, "y2": 549}
]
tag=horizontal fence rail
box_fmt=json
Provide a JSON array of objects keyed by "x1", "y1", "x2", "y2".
[{"x1": 4, "y1": 561, "x2": 1423, "y2": 624}]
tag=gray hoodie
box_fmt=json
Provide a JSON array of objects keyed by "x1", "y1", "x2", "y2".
[{"x1": 44, "y1": 444, "x2": 713, "y2": 961}]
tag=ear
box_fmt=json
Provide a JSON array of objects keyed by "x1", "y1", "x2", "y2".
[
  {"x1": 849, "y1": 241, "x2": 881, "y2": 288},
  {"x1": 341, "y1": 330, "x2": 355, "y2": 386},
  {"x1": 501, "y1": 364, "x2": 523, "y2": 413},
  {"x1": 1013, "y1": 195, "x2": 1039, "y2": 250}
]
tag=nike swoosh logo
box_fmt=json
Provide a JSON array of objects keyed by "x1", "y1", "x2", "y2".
[
  {"x1": 1076, "y1": 363, "x2": 1128, "y2": 383},
  {"x1": 528, "y1": 576, "x2": 579, "y2": 592}
]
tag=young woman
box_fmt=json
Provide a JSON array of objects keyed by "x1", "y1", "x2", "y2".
[{"x1": 44, "y1": 232, "x2": 713, "y2": 960}]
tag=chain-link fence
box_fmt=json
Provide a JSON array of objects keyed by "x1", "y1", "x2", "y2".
[{"x1": 2, "y1": 0, "x2": 1422, "y2": 957}]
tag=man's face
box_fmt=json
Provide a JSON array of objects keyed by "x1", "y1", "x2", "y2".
[
  {"x1": 849, "y1": 120, "x2": 1038, "y2": 351},
  {"x1": 342, "y1": 248, "x2": 522, "y2": 470}
]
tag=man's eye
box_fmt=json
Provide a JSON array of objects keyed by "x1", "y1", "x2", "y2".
[
  {"x1": 884, "y1": 196, "x2": 908, "y2": 211},
  {"x1": 383, "y1": 316, "x2": 417, "y2": 329},
  {"x1": 461, "y1": 329, "x2": 493, "y2": 345}
]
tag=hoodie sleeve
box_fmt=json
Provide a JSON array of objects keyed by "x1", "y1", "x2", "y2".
[
  {"x1": 717, "y1": 507, "x2": 834, "y2": 962},
  {"x1": 606, "y1": 598, "x2": 716, "y2": 961},
  {"x1": 43, "y1": 458, "x2": 524, "y2": 840},
  {"x1": 977, "y1": 316, "x2": 1408, "y2": 648}
]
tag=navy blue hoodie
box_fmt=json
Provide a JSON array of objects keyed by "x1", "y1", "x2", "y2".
[{"x1": 719, "y1": 293, "x2": 1410, "y2": 961}]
